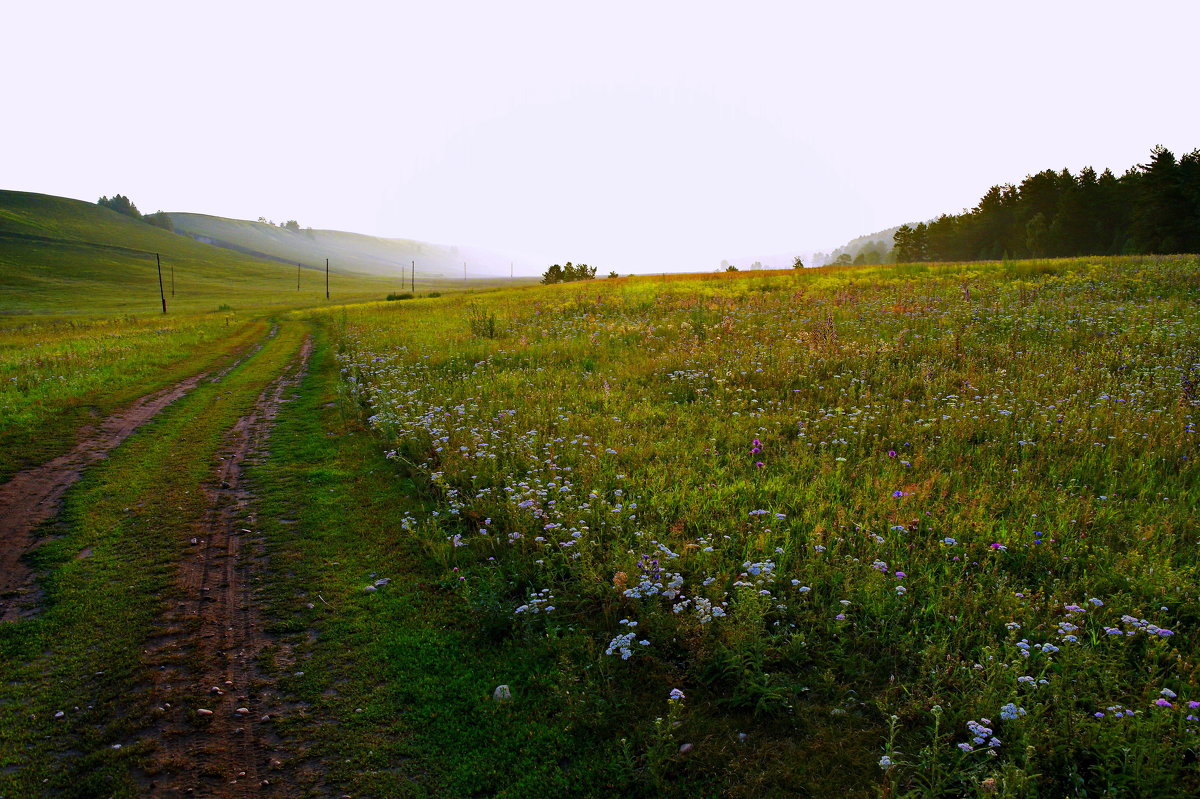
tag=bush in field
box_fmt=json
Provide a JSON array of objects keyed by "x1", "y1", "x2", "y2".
[{"x1": 542, "y1": 261, "x2": 597, "y2": 284}]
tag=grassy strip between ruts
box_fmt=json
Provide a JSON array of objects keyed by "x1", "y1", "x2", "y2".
[
  {"x1": 0, "y1": 320, "x2": 305, "y2": 798},
  {"x1": 248, "y1": 325, "x2": 651, "y2": 798}
]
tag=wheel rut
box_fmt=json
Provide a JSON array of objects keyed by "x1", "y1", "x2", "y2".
[
  {"x1": 0, "y1": 333, "x2": 271, "y2": 622},
  {"x1": 141, "y1": 334, "x2": 312, "y2": 798}
]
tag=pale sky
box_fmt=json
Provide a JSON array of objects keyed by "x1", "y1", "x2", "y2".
[{"x1": 4, "y1": 0, "x2": 1198, "y2": 273}]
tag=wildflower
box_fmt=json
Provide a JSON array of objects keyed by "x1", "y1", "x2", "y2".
[
  {"x1": 1162, "y1": 688, "x2": 1178, "y2": 699},
  {"x1": 669, "y1": 688, "x2": 685, "y2": 701},
  {"x1": 888, "y1": 450, "x2": 897, "y2": 458},
  {"x1": 894, "y1": 571, "x2": 907, "y2": 579},
  {"x1": 1088, "y1": 597, "x2": 1104, "y2": 606},
  {"x1": 1155, "y1": 698, "x2": 1173, "y2": 708},
  {"x1": 999, "y1": 703, "x2": 1026, "y2": 721},
  {"x1": 878, "y1": 755, "x2": 893, "y2": 768}
]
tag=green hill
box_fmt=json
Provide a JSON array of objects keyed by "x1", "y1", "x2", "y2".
[
  {"x1": 167, "y1": 212, "x2": 530, "y2": 281},
  {"x1": 0, "y1": 191, "x2": 394, "y2": 315}
]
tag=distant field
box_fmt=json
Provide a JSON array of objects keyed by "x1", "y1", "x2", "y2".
[{"x1": 329, "y1": 256, "x2": 1200, "y2": 795}]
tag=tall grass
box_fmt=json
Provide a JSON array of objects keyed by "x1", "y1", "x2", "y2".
[{"x1": 328, "y1": 256, "x2": 1200, "y2": 795}]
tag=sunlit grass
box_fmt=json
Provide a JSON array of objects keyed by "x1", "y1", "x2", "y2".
[{"x1": 326, "y1": 255, "x2": 1200, "y2": 795}]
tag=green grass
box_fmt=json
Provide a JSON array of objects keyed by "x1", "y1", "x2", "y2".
[
  {"x1": 3, "y1": 250, "x2": 1200, "y2": 796},
  {"x1": 248, "y1": 329, "x2": 635, "y2": 796},
  {"x1": 0, "y1": 190, "x2": 402, "y2": 314},
  {"x1": 0, "y1": 312, "x2": 268, "y2": 482},
  {"x1": 0, "y1": 320, "x2": 309, "y2": 797},
  {"x1": 325, "y1": 255, "x2": 1200, "y2": 796}
]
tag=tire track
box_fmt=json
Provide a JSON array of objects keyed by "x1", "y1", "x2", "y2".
[
  {"x1": 0, "y1": 332, "x2": 272, "y2": 623},
  {"x1": 142, "y1": 334, "x2": 311, "y2": 797}
]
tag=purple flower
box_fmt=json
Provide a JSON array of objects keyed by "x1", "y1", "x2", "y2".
[
  {"x1": 892, "y1": 490, "x2": 904, "y2": 498},
  {"x1": 895, "y1": 572, "x2": 906, "y2": 579},
  {"x1": 1155, "y1": 698, "x2": 1173, "y2": 707},
  {"x1": 888, "y1": 450, "x2": 897, "y2": 458},
  {"x1": 669, "y1": 688, "x2": 685, "y2": 701},
  {"x1": 755, "y1": 461, "x2": 764, "y2": 468}
]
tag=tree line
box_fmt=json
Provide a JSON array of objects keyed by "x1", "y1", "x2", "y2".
[{"x1": 893, "y1": 146, "x2": 1200, "y2": 262}]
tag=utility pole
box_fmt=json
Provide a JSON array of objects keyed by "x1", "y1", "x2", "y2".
[
  {"x1": 411, "y1": 260, "x2": 415, "y2": 293},
  {"x1": 325, "y1": 258, "x2": 330, "y2": 300},
  {"x1": 156, "y1": 253, "x2": 167, "y2": 314},
  {"x1": 464, "y1": 261, "x2": 467, "y2": 282},
  {"x1": 510, "y1": 261, "x2": 513, "y2": 278},
  {"x1": 297, "y1": 263, "x2": 301, "y2": 291}
]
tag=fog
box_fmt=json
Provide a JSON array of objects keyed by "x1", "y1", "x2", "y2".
[{"x1": 3, "y1": 0, "x2": 1198, "y2": 274}]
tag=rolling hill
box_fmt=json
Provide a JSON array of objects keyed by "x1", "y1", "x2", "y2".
[
  {"x1": 167, "y1": 212, "x2": 534, "y2": 281},
  {"x1": 0, "y1": 192, "x2": 405, "y2": 315}
]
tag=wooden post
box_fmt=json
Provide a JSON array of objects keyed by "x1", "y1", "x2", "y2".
[
  {"x1": 297, "y1": 263, "x2": 301, "y2": 291},
  {"x1": 156, "y1": 253, "x2": 167, "y2": 314},
  {"x1": 411, "y1": 260, "x2": 415, "y2": 292},
  {"x1": 325, "y1": 258, "x2": 330, "y2": 299}
]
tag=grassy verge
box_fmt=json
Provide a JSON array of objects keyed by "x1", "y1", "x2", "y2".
[
  {"x1": 249, "y1": 325, "x2": 647, "y2": 798},
  {"x1": 0, "y1": 320, "x2": 307, "y2": 797}
]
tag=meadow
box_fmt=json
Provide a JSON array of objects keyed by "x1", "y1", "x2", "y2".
[{"x1": 329, "y1": 256, "x2": 1200, "y2": 795}]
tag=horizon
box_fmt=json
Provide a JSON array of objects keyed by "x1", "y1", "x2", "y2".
[{"x1": 4, "y1": 1, "x2": 1198, "y2": 274}]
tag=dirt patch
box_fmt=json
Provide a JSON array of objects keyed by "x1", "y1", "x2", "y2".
[
  {"x1": 139, "y1": 336, "x2": 312, "y2": 797},
  {"x1": 0, "y1": 372, "x2": 213, "y2": 622}
]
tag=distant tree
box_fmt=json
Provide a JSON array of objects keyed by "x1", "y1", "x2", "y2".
[
  {"x1": 607, "y1": 270, "x2": 619, "y2": 279},
  {"x1": 750, "y1": 260, "x2": 763, "y2": 270},
  {"x1": 541, "y1": 263, "x2": 564, "y2": 284},
  {"x1": 283, "y1": 220, "x2": 301, "y2": 232},
  {"x1": 792, "y1": 255, "x2": 804, "y2": 269},
  {"x1": 143, "y1": 211, "x2": 174, "y2": 232},
  {"x1": 541, "y1": 262, "x2": 597, "y2": 284},
  {"x1": 720, "y1": 259, "x2": 730, "y2": 270},
  {"x1": 725, "y1": 265, "x2": 738, "y2": 272},
  {"x1": 98, "y1": 194, "x2": 142, "y2": 219},
  {"x1": 833, "y1": 253, "x2": 853, "y2": 266}
]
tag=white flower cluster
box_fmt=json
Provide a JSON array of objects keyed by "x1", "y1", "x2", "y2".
[{"x1": 514, "y1": 588, "x2": 555, "y2": 615}]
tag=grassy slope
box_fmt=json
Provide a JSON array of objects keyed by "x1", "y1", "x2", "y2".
[
  {"x1": 168, "y1": 212, "x2": 534, "y2": 287},
  {"x1": 0, "y1": 191, "x2": 396, "y2": 314}
]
